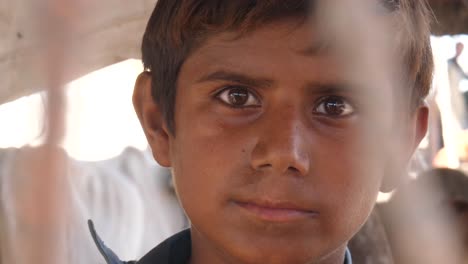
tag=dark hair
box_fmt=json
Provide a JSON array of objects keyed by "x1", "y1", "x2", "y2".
[{"x1": 141, "y1": 0, "x2": 433, "y2": 133}]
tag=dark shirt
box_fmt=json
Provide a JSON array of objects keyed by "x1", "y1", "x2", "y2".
[
  {"x1": 90, "y1": 221, "x2": 352, "y2": 264},
  {"x1": 137, "y1": 229, "x2": 191, "y2": 264}
]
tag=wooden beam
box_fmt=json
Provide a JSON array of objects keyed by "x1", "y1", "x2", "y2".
[{"x1": 428, "y1": 0, "x2": 468, "y2": 35}]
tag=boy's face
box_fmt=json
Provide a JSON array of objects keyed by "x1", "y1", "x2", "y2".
[{"x1": 135, "y1": 20, "x2": 427, "y2": 264}]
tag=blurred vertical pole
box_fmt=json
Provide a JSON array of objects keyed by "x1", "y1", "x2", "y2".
[
  {"x1": 5, "y1": 0, "x2": 82, "y2": 263},
  {"x1": 316, "y1": 0, "x2": 464, "y2": 263},
  {"x1": 35, "y1": 1, "x2": 72, "y2": 263}
]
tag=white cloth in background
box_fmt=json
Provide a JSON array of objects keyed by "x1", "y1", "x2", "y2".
[{"x1": 0, "y1": 146, "x2": 187, "y2": 263}]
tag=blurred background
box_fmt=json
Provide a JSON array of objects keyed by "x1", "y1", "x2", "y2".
[{"x1": 0, "y1": 0, "x2": 467, "y2": 263}]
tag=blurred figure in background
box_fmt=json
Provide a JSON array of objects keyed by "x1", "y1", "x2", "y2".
[
  {"x1": 447, "y1": 42, "x2": 468, "y2": 128},
  {"x1": 432, "y1": 41, "x2": 468, "y2": 171},
  {"x1": 0, "y1": 146, "x2": 187, "y2": 263}
]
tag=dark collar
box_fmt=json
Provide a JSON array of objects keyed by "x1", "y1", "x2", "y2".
[
  {"x1": 344, "y1": 247, "x2": 353, "y2": 264},
  {"x1": 137, "y1": 229, "x2": 191, "y2": 264},
  {"x1": 88, "y1": 220, "x2": 136, "y2": 264},
  {"x1": 90, "y1": 222, "x2": 352, "y2": 264}
]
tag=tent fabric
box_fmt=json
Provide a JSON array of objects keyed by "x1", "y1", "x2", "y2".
[{"x1": 0, "y1": 0, "x2": 156, "y2": 105}]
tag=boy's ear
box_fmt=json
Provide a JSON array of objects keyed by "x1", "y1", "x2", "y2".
[
  {"x1": 380, "y1": 104, "x2": 429, "y2": 192},
  {"x1": 133, "y1": 72, "x2": 172, "y2": 167}
]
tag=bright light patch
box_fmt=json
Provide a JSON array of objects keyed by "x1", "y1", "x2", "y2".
[
  {"x1": 0, "y1": 59, "x2": 147, "y2": 161},
  {"x1": 0, "y1": 93, "x2": 45, "y2": 148},
  {"x1": 63, "y1": 59, "x2": 147, "y2": 161}
]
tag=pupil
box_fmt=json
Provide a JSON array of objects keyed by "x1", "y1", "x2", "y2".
[
  {"x1": 228, "y1": 88, "x2": 248, "y2": 106},
  {"x1": 324, "y1": 98, "x2": 345, "y2": 115}
]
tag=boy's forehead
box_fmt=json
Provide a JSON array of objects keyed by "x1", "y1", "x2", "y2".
[
  {"x1": 181, "y1": 21, "x2": 344, "y2": 89},
  {"x1": 193, "y1": 20, "x2": 329, "y2": 62}
]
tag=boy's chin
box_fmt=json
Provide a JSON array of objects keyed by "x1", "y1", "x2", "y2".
[{"x1": 233, "y1": 250, "x2": 313, "y2": 264}]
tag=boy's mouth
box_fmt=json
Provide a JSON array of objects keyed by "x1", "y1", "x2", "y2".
[{"x1": 234, "y1": 199, "x2": 320, "y2": 222}]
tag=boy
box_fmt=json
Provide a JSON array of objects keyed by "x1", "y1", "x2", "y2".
[{"x1": 92, "y1": 0, "x2": 433, "y2": 263}]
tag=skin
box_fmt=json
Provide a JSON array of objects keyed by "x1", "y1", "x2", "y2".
[
  {"x1": 456, "y1": 42, "x2": 464, "y2": 58},
  {"x1": 133, "y1": 20, "x2": 428, "y2": 264}
]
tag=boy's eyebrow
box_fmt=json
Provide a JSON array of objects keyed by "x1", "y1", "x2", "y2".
[
  {"x1": 196, "y1": 70, "x2": 274, "y2": 88},
  {"x1": 304, "y1": 81, "x2": 365, "y2": 96},
  {"x1": 197, "y1": 70, "x2": 360, "y2": 95},
  {"x1": 197, "y1": 70, "x2": 357, "y2": 94},
  {"x1": 305, "y1": 83, "x2": 344, "y2": 93},
  {"x1": 297, "y1": 41, "x2": 331, "y2": 56}
]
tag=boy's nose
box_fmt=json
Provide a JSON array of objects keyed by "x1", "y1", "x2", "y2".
[{"x1": 250, "y1": 108, "x2": 310, "y2": 176}]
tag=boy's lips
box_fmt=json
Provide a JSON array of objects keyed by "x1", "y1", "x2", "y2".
[{"x1": 234, "y1": 199, "x2": 320, "y2": 222}]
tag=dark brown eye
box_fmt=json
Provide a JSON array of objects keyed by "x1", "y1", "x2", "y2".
[
  {"x1": 228, "y1": 88, "x2": 249, "y2": 106},
  {"x1": 314, "y1": 96, "x2": 354, "y2": 117},
  {"x1": 217, "y1": 87, "x2": 260, "y2": 107}
]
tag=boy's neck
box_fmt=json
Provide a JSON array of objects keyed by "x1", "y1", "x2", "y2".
[{"x1": 189, "y1": 228, "x2": 349, "y2": 264}]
